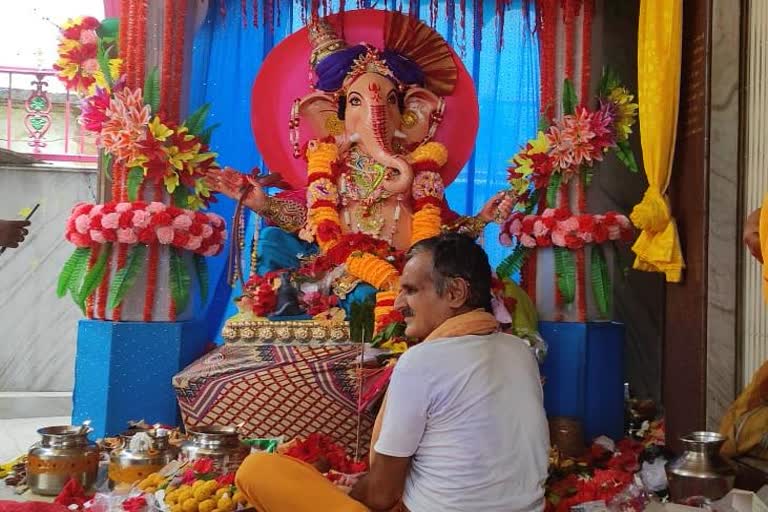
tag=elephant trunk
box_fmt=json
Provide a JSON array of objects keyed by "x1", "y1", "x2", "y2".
[{"x1": 365, "y1": 104, "x2": 413, "y2": 195}]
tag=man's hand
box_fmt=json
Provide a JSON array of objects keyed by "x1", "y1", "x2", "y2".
[
  {"x1": 745, "y1": 207, "x2": 762, "y2": 263},
  {"x1": 349, "y1": 453, "x2": 409, "y2": 511},
  {"x1": 0, "y1": 220, "x2": 30, "y2": 249}
]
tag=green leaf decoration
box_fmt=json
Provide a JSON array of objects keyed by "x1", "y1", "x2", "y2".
[
  {"x1": 98, "y1": 18, "x2": 120, "y2": 41},
  {"x1": 371, "y1": 320, "x2": 406, "y2": 348},
  {"x1": 107, "y1": 245, "x2": 146, "y2": 310},
  {"x1": 554, "y1": 246, "x2": 576, "y2": 305},
  {"x1": 101, "y1": 152, "x2": 113, "y2": 180},
  {"x1": 143, "y1": 67, "x2": 161, "y2": 114},
  {"x1": 96, "y1": 39, "x2": 114, "y2": 89},
  {"x1": 349, "y1": 298, "x2": 375, "y2": 344},
  {"x1": 562, "y1": 79, "x2": 578, "y2": 115},
  {"x1": 57, "y1": 247, "x2": 91, "y2": 298},
  {"x1": 78, "y1": 243, "x2": 113, "y2": 311},
  {"x1": 68, "y1": 247, "x2": 92, "y2": 305},
  {"x1": 193, "y1": 254, "x2": 209, "y2": 301},
  {"x1": 538, "y1": 111, "x2": 551, "y2": 132},
  {"x1": 524, "y1": 190, "x2": 541, "y2": 215},
  {"x1": 184, "y1": 104, "x2": 211, "y2": 136},
  {"x1": 615, "y1": 140, "x2": 639, "y2": 173},
  {"x1": 198, "y1": 123, "x2": 221, "y2": 145},
  {"x1": 598, "y1": 66, "x2": 621, "y2": 97},
  {"x1": 126, "y1": 167, "x2": 145, "y2": 201},
  {"x1": 172, "y1": 185, "x2": 191, "y2": 208},
  {"x1": 590, "y1": 245, "x2": 612, "y2": 319},
  {"x1": 546, "y1": 172, "x2": 562, "y2": 208},
  {"x1": 169, "y1": 249, "x2": 192, "y2": 314},
  {"x1": 496, "y1": 245, "x2": 530, "y2": 280}
]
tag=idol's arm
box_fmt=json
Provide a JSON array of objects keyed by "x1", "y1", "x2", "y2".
[{"x1": 259, "y1": 195, "x2": 307, "y2": 233}]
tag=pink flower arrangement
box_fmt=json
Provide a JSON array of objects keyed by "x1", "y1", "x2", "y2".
[
  {"x1": 64, "y1": 201, "x2": 226, "y2": 256},
  {"x1": 500, "y1": 208, "x2": 633, "y2": 251}
]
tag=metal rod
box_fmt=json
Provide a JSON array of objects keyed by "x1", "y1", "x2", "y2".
[{"x1": 354, "y1": 327, "x2": 365, "y2": 463}]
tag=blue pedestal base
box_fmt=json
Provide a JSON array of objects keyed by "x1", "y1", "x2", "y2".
[
  {"x1": 72, "y1": 320, "x2": 208, "y2": 439},
  {"x1": 539, "y1": 321, "x2": 625, "y2": 441}
]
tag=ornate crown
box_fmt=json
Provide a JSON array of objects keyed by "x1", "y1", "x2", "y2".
[
  {"x1": 344, "y1": 47, "x2": 397, "y2": 85},
  {"x1": 308, "y1": 18, "x2": 347, "y2": 68}
]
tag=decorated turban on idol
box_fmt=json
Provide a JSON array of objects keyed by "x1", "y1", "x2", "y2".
[{"x1": 207, "y1": 10, "x2": 527, "y2": 344}]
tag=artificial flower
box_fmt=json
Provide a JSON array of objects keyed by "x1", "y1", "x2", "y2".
[
  {"x1": 192, "y1": 457, "x2": 214, "y2": 475},
  {"x1": 606, "y1": 87, "x2": 638, "y2": 142},
  {"x1": 122, "y1": 496, "x2": 147, "y2": 512},
  {"x1": 79, "y1": 87, "x2": 111, "y2": 133},
  {"x1": 100, "y1": 87, "x2": 150, "y2": 162},
  {"x1": 501, "y1": 209, "x2": 633, "y2": 249}
]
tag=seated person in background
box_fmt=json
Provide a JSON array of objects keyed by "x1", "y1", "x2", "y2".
[
  {"x1": 236, "y1": 233, "x2": 550, "y2": 512},
  {"x1": 720, "y1": 205, "x2": 768, "y2": 460}
]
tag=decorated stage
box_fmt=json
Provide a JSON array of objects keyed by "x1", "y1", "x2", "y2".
[{"x1": 2, "y1": 0, "x2": 730, "y2": 510}]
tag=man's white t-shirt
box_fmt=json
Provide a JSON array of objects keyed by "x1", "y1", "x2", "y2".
[{"x1": 374, "y1": 332, "x2": 549, "y2": 512}]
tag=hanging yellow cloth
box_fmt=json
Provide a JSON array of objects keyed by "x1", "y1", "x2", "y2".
[{"x1": 630, "y1": 0, "x2": 685, "y2": 283}]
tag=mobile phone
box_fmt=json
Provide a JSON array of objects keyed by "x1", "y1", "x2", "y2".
[
  {"x1": 0, "y1": 203, "x2": 40, "y2": 255},
  {"x1": 23, "y1": 203, "x2": 40, "y2": 221}
]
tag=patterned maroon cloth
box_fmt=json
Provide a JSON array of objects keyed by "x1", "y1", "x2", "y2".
[{"x1": 173, "y1": 343, "x2": 375, "y2": 455}]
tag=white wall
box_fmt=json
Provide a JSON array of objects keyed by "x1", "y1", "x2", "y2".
[{"x1": 0, "y1": 163, "x2": 96, "y2": 403}]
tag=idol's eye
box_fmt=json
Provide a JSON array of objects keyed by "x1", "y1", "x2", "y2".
[
  {"x1": 387, "y1": 92, "x2": 398, "y2": 105},
  {"x1": 349, "y1": 95, "x2": 362, "y2": 106}
]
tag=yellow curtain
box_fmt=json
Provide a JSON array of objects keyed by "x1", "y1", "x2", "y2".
[{"x1": 630, "y1": 0, "x2": 685, "y2": 283}]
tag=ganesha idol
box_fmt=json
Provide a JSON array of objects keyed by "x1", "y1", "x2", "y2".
[{"x1": 208, "y1": 10, "x2": 519, "y2": 342}]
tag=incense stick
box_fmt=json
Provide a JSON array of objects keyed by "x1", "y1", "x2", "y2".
[{"x1": 354, "y1": 327, "x2": 365, "y2": 463}]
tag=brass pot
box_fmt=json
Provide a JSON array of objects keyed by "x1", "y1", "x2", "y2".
[
  {"x1": 180, "y1": 425, "x2": 249, "y2": 474},
  {"x1": 27, "y1": 426, "x2": 99, "y2": 496},
  {"x1": 548, "y1": 417, "x2": 585, "y2": 458},
  {"x1": 108, "y1": 429, "x2": 179, "y2": 487},
  {"x1": 666, "y1": 431, "x2": 736, "y2": 502}
]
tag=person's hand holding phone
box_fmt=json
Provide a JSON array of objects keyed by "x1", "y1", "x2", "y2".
[{"x1": 0, "y1": 220, "x2": 31, "y2": 249}]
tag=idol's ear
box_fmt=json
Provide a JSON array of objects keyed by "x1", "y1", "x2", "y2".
[
  {"x1": 401, "y1": 87, "x2": 441, "y2": 145},
  {"x1": 299, "y1": 91, "x2": 341, "y2": 139}
]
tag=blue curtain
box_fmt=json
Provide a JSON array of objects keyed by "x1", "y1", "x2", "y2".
[{"x1": 189, "y1": 0, "x2": 539, "y2": 341}]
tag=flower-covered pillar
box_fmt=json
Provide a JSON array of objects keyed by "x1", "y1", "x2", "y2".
[
  {"x1": 58, "y1": 0, "x2": 221, "y2": 438},
  {"x1": 496, "y1": 0, "x2": 639, "y2": 440}
]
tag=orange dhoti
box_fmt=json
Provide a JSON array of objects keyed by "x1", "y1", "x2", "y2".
[{"x1": 235, "y1": 453, "x2": 369, "y2": 512}]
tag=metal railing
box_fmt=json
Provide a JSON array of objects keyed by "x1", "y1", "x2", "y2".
[{"x1": 0, "y1": 66, "x2": 97, "y2": 164}]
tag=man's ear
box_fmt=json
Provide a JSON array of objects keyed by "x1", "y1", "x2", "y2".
[{"x1": 445, "y1": 277, "x2": 471, "y2": 309}]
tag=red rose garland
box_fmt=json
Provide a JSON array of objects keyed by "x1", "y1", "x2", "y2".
[
  {"x1": 500, "y1": 209, "x2": 633, "y2": 250},
  {"x1": 65, "y1": 201, "x2": 227, "y2": 257}
]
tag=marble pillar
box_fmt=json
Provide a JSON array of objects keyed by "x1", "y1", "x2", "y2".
[{"x1": 706, "y1": 0, "x2": 741, "y2": 431}]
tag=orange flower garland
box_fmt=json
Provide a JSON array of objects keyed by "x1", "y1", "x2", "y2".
[
  {"x1": 305, "y1": 141, "x2": 342, "y2": 252},
  {"x1": 374, "y1": 289, "x2": 399, "y2": 329},
  {"x1": 346, "y1": 253, "x2": 399, "y2": 290},
  {"x1": 410, "y1": 142, "x2": 449, "y2": 245}
]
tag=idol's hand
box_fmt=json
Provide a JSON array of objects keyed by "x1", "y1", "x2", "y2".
[
  {"x1": 478, "y1": 191, "x2": 515, "y2": 224},
  {"x1": 204, "y1": 167, "x2": 267, "y2": 212}
]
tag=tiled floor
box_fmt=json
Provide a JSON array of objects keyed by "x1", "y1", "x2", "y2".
[{"x1": 0, "y1": 416, "x2": 70, "y2": 502}]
